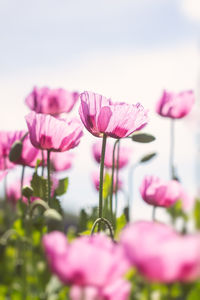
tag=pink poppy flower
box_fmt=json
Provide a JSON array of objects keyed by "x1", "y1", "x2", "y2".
[
  {"x1": 79, "y1": 91, "x2": 148, "y2": 138},
  {"x1": 6, "y1": 176, "x2": 58, "y2": 205},
  {"x1": 9, "y1": 131, "x2": 41, "y2": 168},
  {"x1": 0, "y1": 131, "x2": 16, "y2": 170},
  {"x1": 140, "y1": 175, "x2": 193, "y2": 209},
  {"x1": 0, "y1": 171, "x2": 8, "y2": 181},
  {"x1": 50, "y1": 151, "x2": 75, "y2": 172},
  {"x1": 92, "y1": 140, "x2": 131, "y2": 169},
  {"x1": 43, "y1": 232, "x2": 130, "y2": 288},
  {"x1": 156, "y1": 90, "x2": 195, "y2": 119},
  {"x1": 92, "y1": 171, "x2": 123, "y2": 193},
  {"x1": 25, "y1": 112, "x2": 83, "y2": 152},
  {"x1": 70, "y1": 279, "x2": 131, "y2": 300},
  {"x1": 25, "y1": 86, "x2": 79, "y2": 116},
  {"x1": 120, "y1": 221, "x2": 200, "y2": 283}
]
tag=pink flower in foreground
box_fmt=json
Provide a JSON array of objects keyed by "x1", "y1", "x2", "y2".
[
  {"x1": 43, "y1": 232, "x2": 130, "y2": 291},
  {"x1": 92, "y1": 140, "x2": 131, "y2": 169},
  {"x1": 79, "y1": 91, "x2": 148, "y2": 138},
  {"x1": 25, "y1": 86, "x2": 79, "y2": 115},
  {"x1": 92, "y1": 171, "x2": 123, "y2": 193},
  {"x1": 120, "y1": 221, "x2": 200, "y2": 283},
  {"x1": 26, "y1": 112, "x2": 83, "y2": 152},
  {"x1": 70, "y1": 279, "x2": 131, "y2": 300},
  {"x1": 140, "y1": 175, "x2": 193, "y2": 209},
  {"x1": 156, "y1": 90, "x2": 195, "y2": 119}
]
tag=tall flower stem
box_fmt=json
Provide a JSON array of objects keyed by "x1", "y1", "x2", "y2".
[
  {"x1": 170, "y1": 119, "x2": 175, "y2": 179},
  {"x1": 110, "y1": 139, "x2": 119, "y2": 215},
  {"x1": 47, "y1": 150, "x2": 51, "y2": 206},
  {"x1": 21, "y1": 165, "x2": 25, "y2": 199},
  {"x1": 98, "y1": 134, "x2": 107, "y2": 232},
  {"x1": 128, "y1": 163, "x2": 137, "y2": 221},
  {"x1": 41, "y1": 150, "x2": 45, "y2": 177},
  {"x1": 4, "y1": 158, "x2": 7, "y2": 202},
  {"x1": 114, "y1": 140, "x2": 120, "y2": 220},
  {"x1": 152, "y1": 206, "x2": 156, "y2": 221}
]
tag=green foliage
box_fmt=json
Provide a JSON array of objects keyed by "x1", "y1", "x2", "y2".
[
  {"x1": 131, "y1": 133, "x2": 156, "y2": 143},
  {"x1": 140, "y1": 152, "x2": 157, "y2": 163},
  {"x1": 193, "y1": 199, "x2": 200, "y2": 229},
  {"x1": 31, "y1": 172, "x2": 49, "y2": 200},
  {"x1": 54, "y1": 177, "x2": 69, "y2": 196},
  {"x1": 115, "y1": 213, "x2": 127, "y2": 239}
]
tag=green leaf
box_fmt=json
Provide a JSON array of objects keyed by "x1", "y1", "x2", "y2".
[
  {"x1": 193, "y1": 199, "x2": 200, "y2": 229},
  {"x1": 115, "y1": 214, "x2": 127, "y2": 239},
  {"x1": 103, "y1": 173, "x2": 112, "y2": 199},
  {"x1": 51, "y1": 198, "x2": 63, "y2": 215},
  {"x1": 31, "y1": 172, "x2": 49, "y2": 200},
  {"x1": 54, "y1": 177, "x2": 69, "y2": 196},
  {"x1": 140, "y1": 152, "x2": 157, "y2": 163},
  {"x1": 131, "y1": 133, "x2": 156, "y2": 143},
  {"x1": 13, "y1": 219, "x2": 25, "y2": 237}
]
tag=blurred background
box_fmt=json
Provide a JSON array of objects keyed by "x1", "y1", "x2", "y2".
[{"x1": 1, "y1": 0, "x2": 200, "y2": 221}]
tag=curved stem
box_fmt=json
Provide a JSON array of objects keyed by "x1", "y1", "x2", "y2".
[
  {"x1": 91, "y1": 217, "x2": 114, "y2": 240},
  {"x1": 98, "y1": 134, "x2": 107, "y2": 232},
  {"x1": 152, "y1": 206, "x2": 156, "y2": 221},
  {"x1": 47, "y1": 150, "x2": 51, "y2": 207},
  {"x1": 114, "y1": 140, "x2": 120, "y2": 220},
  {"x1": 170, "y1": 119, "x2": 175, "y2": 179},
  {"x1": 110, "y1": 139, "x2": 119, "y2": 215}
]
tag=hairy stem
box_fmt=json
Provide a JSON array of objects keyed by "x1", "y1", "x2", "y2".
[{"x1": 98, "y1": 134, "x2": 107, "y2": 232}]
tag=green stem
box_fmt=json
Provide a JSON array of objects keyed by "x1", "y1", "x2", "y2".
[
  {"x1": 41, "y1": 150, "x2": 45, "y2": 177},
  {"x1": 114, "y1": 140, "x2": 120, "y2": 220},
  {"x1": 91, "y1": 217, "x2": 114, "y2": 240},
  {"x1": 170, "y1": 119, "x2": 175, "y2": 179},
  {"x1": 110, "y1": 139, "x2": 119, "y2": 216},
  {"x1": 21, "y1": 165, "x2": 25, "y2": 199},
  {"x1": 128, "y1": 163, "x2": 138, "y2": 221},
  {"x1": 98, "y1": 134, "x2": 107, "y2": 232},
  {"x1": 152, "y1": 206, "x2": 156, "y2": 221},
  {"x1": 47, "y1": 150, "x2": 51, "y2": 207},
  {"x1": 4, "y1": 158, "x2": 7, "y2": 202}
]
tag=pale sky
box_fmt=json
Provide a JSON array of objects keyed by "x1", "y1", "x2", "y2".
[{"x1": 0, "y1": 0, "x2": 200, "y2": 220}]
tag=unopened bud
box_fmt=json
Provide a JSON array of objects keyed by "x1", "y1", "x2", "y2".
[{"x1": 9, "y1": 141, "x2": 23, "y2": 162}]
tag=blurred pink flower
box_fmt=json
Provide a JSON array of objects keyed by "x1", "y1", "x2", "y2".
[
  {"x1": 7, "y1": 175, "x2": 58, "y2": 205},
  {"x1": 0, "y1": 171, "x2": 7, "y2": 181},
  {"x1": 156, "y1": 90, "x2": 195, "y2": 119},
  {"x1": 70, "y1": 279, "x2": 131, "y2": 300},
  {"x1": 50, "y1": 151, "x2": 75, "y2": 172},
  {"x1": 43, "y1": 232, "x2": 130, "y2": 289},
  {"x1": 140, "y1": 175, "x2": 194, "y2": 209},
  {"x1": 25, "y1": 86, "x2": 79, "y2": 116},
  {"x1": 12, "y1": 131, "x2": 41, "y2": 168},
  {"x1": 79, "y1": 91, "x2": 148, "y2": 138},
  {"x1": 7, "y1": 177, "x2": 35, "y2": 205},
  {"x1": 92, "y1": 171, "x2": 123, "y2": 193},
  {"x1": 26, "y1": 112, "x2": 83, "y2": 152},
  {"x1": 120, "y1": 221, "x2": 200, "y2": 283},
  {"x1": 92, "y1": 140, "x2": 131, "y2": 169},
  {"x1": 0, "y1": 131, "x2": 16, "y2": 170}
]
